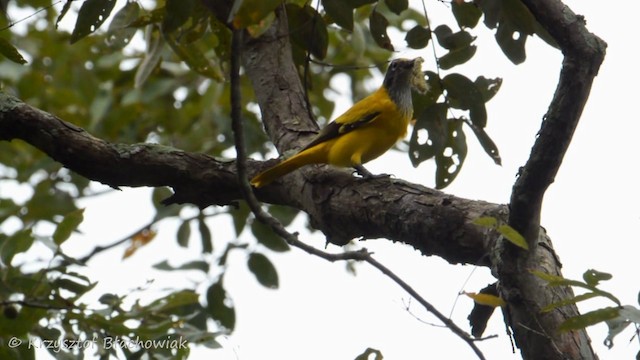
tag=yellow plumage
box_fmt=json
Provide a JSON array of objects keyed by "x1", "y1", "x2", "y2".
[{"x1": 250, "y1": 58, "x2": 423, "y2": 188}]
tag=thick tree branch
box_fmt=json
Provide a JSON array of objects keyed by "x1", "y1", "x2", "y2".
[
  {"x1": 508, "y1": 0, "x2": 607, "y2": 246},
  {"x1": 241, "y1": 8, "x2": 318, "y2": 154},
  {"x1": 0, "y1": 92, "x2": 500, "y2": 265},
  {"x1": 0, "y1": 93, "x2": 242, "y2": 207},
  {"x1": 495, "y1": 1, "x2": 607, "y2": 360}
]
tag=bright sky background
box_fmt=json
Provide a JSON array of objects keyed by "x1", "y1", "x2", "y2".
[{"x1": 4, "y1": 1, "x2": 639, "y2": 359}]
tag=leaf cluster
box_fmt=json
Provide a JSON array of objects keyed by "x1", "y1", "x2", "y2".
[{"x1": 533, "y1": 269, "x2": 640, "y2": 356}]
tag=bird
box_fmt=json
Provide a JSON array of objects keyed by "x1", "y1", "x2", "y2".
[{"x1": 250, "y1": 57, "x2": 425, "y2": 188}]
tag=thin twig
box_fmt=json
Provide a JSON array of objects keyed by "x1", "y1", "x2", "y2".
[
  {"x1": 364, "y1": 254, "x2": 487, "y2": 360},
  {"x1": 0, "y1": 1, "x2": 63, "y2": 32},
  {"x1": 77, "y1": 221, "x2": 154, "y2": 263},
  {"x1": 1, "y1": 299, "x2": 71, "y2": 311},
  {"x1": 78, "y1": 209, "x2": 222, "y2": 263}
]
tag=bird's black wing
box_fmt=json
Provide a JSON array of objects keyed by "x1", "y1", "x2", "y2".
[{"x1": 300, "y1": 111, "x2": 381, "y2": 151}]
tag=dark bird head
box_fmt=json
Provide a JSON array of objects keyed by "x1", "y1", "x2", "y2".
[{"x1": 383, "y1": 58, "x2": 421, "y2": 117}]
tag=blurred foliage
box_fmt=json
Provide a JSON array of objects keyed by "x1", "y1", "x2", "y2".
[{"x1": 0, "y1": 0, "x2": 556, "y2": 358}]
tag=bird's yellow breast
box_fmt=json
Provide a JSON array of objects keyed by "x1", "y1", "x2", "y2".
[{"x1": 325, "y1": 87, "x2": 411, "y2": 166}]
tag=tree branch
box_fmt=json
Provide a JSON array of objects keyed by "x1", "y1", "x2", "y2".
[
  {"x1": 496, "y1": 1, "x2": 607, "y2": 359},
  {"x1": 0, "y1": 92, "x2": 500, "y2": 265},
  {"x1": 508, "y1": 1, "x2": 607, "y2": 246}
]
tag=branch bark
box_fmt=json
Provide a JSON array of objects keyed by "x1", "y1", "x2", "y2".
[
  {"x1": 496, "y1": 1, "x2": 607, "y2": 359},
  {"x1": 0, "y1": 92, "x2": 500, "y2": 265}
]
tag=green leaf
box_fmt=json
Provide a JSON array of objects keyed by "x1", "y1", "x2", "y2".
[
  {"x1": 439, "y1": 44, "x2": 476, "y2": 70},
  {"x1": 433, "y1": 25, "x2": 474, "y2": 50},
  {"x1": 52, "y1": 277, "x2": 95, "y2": 296},
  {"x1": 268, "y1": 205, "x2": 299, "y2": 227},
  {"x1": 210, "y1": 14, "x2": 233, "y2": 60},
  {"x1": 247, "y1": 252, "x2": 279, "y2": 289},
  {"x1": 442, "y1": 73, "x2": 487, "y2": 128},
  {"x1": 583, "y1": 269, "x2": 612, "y2": 286},
  {"x1": 476, "y1": 0, "x2": 543, "y2": 63},
  {"x1": 251, "y1": 220, "x2": 290, "y2": 252},
  {"x1": 56, "y1": 0, "x2": 74, "y2": 28},
  {"x1": 106, "y1": 1, "x2": 140, "y2": 50},
  {"x1": 0, "y1": 38, "x2": 27, "y2": 64},
  {"x1": 452, "y1": 1, "x2": 482, "y2": 29},
  {"x1": 129, "y1": 7, "x2": 165, "y2": 28},
  {"x1": 230, "y1": 0, "x2": 281, "y2": 29},
  {"x1": 70, "y1": 0, "x2": 118, "y2": 43},
  {"x1": 0, "y1": 229, "x2": 34, "y2": 266},
  {"x1": 435, "y1": 119, "x2": 467, "y2": 189},
  {"x1": 148, "y1": 289, "x2": 200, "y2": 313},
  {"x1": 531, "y1": 270, "x2": 590, "y2": 289},
  {"x1": 497, "y1": 224, "x2": 528, "y2": 250},
  {"x1": 164, "y1": 31, "x2": 225, "y2": 81},
  {"x1": 619, "y1": 306, "x2": 640, "y2": 325},
  {"x1": 135, "y1": 26, "x2": 164, "y2": 87},
  {"x1": 604, "y1": 307, "x2": 634, "y2": 349},
  {"x1": 474, "y1": 76, "x2": 502, "y2": 103},
  {"x1": 502, "y1": 0, "x2": 536, "y2": 34},
  {"x1": 152, "y1": 187, "x2": 181, "y2": 220},
  {"x1": 206, "y1": 281, "x2": 236, "y2": 330},
  {"x1": 322, "y1": 0, "x2": 354, "y2": 31},
  {"x1": 53, "y1": 208, "x2": 85, "y2": 245},
  {"x1": 355, "y1": 348, "x2": 383, "y2": 360},
  {"x1": 531, "y1": 270, "x2": 566, "y2": 284},
  {"x1": 495, "y1": 20, "x2": 527, "y2": 64},
  {"x1": 285, "y1": 4, "x2": 329, "y2": 59},
  {"x1": 405, "y1": 25, "x2": 430, "y2": 49},
  {"x1": 472, "y1": 216, "x2": 498, "y2": 228},
  {"x1": 177, "y1": 220, "x2": 191, "y2": 248},
  {"x1": 409, "y1": 103, "x2": 448, "y2": 167},
  {"x1": 0, "y1": 198, "x2": 20, "y2": 223},
  {"x1": 199, "y1": 217, "x2": 213, "y2": 253},
  {"x1": 164, "y1": 0, "x2": 195, "y2": 33},
  {"x1": 181, "y1": 4, "x2": 212, "y2": 43},
  {"x1": 181, "y1": 329, "x2": 223, "y2": 349},
  {"x1": 24, "y1": 180, "x2": 76, "y2": 223},
  {"x1": 385, "y1": 0, "x2": 408, "y2": 15},
  {"x1": 231, "y1": 201, "x2": 251, "y2": 236},
  {"x1": 541, "y1": 292, "x2": 601, "y2": 313},
  {"x1": 153, "y1": 260, "x2": 210, "y2": 273},
  {"x1": 411, "y1": 71, "x2": 443, "y2": 115},
  {"x1": 98, "y1": 293, "x2": 122, "y2": 307},
  {"x1": 533, "y1": 21, "x2": 559, "y2": 49},
  {"x1": 466, "y1": 122, "x2": 501, "y2": 165},
  {"x1": 559, "y1": 307, "x2": 620, "y2": 332},
  {"x1": 369, "y1": 10, "x2": 393, "y2": 51}
]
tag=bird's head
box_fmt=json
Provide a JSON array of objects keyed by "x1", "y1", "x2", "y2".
[{"x1": 383, "y1": 58, "x2": 426, "y2": 115}]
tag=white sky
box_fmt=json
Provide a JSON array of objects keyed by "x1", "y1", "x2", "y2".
[{"x1": 4, "y1": 0, "x2": 639, "y2": 359}]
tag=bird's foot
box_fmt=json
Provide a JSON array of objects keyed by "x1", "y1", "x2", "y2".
[{"x1": 353, "y1": 165, "x2": 391, "y2": 180}]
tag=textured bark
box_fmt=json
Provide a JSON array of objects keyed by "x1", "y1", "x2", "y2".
[
  {"x1": 497, "y1": 1, "x2": 607, "y2": 359},
  {"x1": 0, "y1": 92, "x2": 501, "y2": 265}
]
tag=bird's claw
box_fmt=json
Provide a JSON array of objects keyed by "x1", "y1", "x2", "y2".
[{"x1": 353, "y1": 165, "x2": 391, "y2": 180}]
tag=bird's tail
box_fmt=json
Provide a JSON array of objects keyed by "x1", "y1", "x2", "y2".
[{"x1": 250, "y1": 149, "x2": 323, "y2": 188}]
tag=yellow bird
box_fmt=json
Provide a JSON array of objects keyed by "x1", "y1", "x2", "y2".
[{"x1": 250, "y1": 58, "x2": 424, "y2": 188}]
